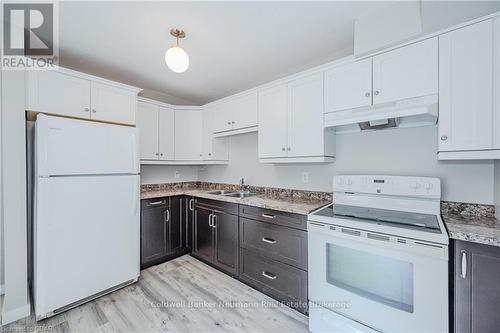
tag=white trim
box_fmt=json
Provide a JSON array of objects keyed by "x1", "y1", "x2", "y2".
[
  {"x1": 438, "y1": 150, "x2": 500, "y2": 160},
  {"x1": 137, "y1": 97, "x2": 203, "y2": 112},
  {"x1": 140, "y1": 159, "x2": 228, "y2": 166},
  {"x1": 213, "y1": 126, "x2": 258, "y2": 138},
  {"x1": 1, "y1": 303, "x2": 30, "y2": 325},
  {"x1": 259, "y1": 156, "x2": 336, "y2": 164}
]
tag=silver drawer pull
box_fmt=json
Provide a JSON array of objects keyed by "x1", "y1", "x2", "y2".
[
  {"x1": 164, "y1": 210, "x2": 170, "y2": 223},
  {"x1": 149, "y1": 200, "x2": 165, "y2": 206},
  {"x1": 262, "y1": 271, "x2": 277, "y2": 280},
  {"x1": 461, "y1": 250, "x2": 467, "y2": 279},
  {"x1": 261, "y1": 213, "x2": 275, "y2": 219},
  {"x1": 262, "y1": 237, "x2": 276, "y2": 244}
]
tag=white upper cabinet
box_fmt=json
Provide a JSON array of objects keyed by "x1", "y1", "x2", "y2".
[
  {"x1": 137, "y1": 101, "x2": 159, "y2": 160},
  {"x1": 202, "y1": 107, "x2": 229, "y2": 161},
  {"x1": 174, "y1": 109, "x2": 203, "y2": 160},
  {"x1": 90, "y1": 82, "x2": 137, "y2": 125},
  {"x1": 438, "y1": 18, "x2": 500, "y2": 160},
  {"x1": 258, "y1": 84, "x2": 288, "y2": 158},
  {"x1": 158, "y1": 107, "x2": 175, "y2": 160},
  {"x1": 258, "y1": 73, "x2": 335, "y2": 163},
  {"x1": 324, "y1": 58, "x2": 372, "y2": 113},
  {"x1": 26, "y1": 68, "x2": 140, "y2": 125},
  {"x1": 372, "y1": 37, "x2": 438, "y2": 104},
  {"x1": 27, "y1": 70, "x2": 91, "y2": 118},
  {"x1": 212, "y1": 92, "x2": 258, "y2": 136},
  {"x1": 287, "y1": 73, "x2": 325, "y2": 157}
]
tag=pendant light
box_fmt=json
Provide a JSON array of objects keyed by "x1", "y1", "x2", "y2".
[{"x1": 165, "y1": 28, "x2": 190, "y2": 73}]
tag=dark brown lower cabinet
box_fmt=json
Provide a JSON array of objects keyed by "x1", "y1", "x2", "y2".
[
  {"x1": 140, "y1": 196, "x2": 186, "y2": 269},
  {"x1": 454, "y1": 240, "x2": 500, "y2": 333},
  {"x1": 192, "y1": 198, "x2": 239, "y2": 276},
  {"x1": 182, "y1": 196, "x2": 195, "y2": 251}
]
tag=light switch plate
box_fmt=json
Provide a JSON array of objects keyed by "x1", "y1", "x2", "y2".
[
  {"x1": 301, "y1": 172, "x2": 309, "y2": 183},
  {"x1": 174, "y1": 171, "x2": 180, "y2": 179}
]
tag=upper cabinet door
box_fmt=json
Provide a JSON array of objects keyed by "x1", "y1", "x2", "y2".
[
  {"x1": 287, "y1": 73, "x2": 324, "y2": 158},
  {"x1": 90, "y1": 82, "x2": 137, "y2": 125},
  {"x1": 213, "y1": 102, "x2": 233, "y2": 133},
  {"x1": 175, "y1": 109, "x2": 203, "y2": 160},
  {"x1": 137, "y1": 101, "x2": 159, "y2": 160},
  {"x1": 439, "y1": 19, "x2": 496, "y2": 152},
  {"x1": 27, "y1": 70, "x2": 91, "y2": 118},
  {"x1": 202, "y1": 107, "x2": 229, "y2": 161},
  {"x1": 231, "y1": 92, "x2": 258, "y2": 130},
  {"x1": 324, "y1": 58, "x2": 372, "y2": 113},
  {"x1": 372, "y1": 37, "x2": 438, "y2": 105},
  {"x1": 158, "y1": 106, "x2": 175, "y2": 160},
  {"x1": 258, "y1": 84, "x2": 288, "y2": 159}
]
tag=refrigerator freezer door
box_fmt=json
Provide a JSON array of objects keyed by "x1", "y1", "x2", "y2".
[
  {"x1": 34, "y1": 175, "x2": 140, "y2": 318},
  {"x1": 36, "y1": 114, "x2": 139, "y2": 176}
]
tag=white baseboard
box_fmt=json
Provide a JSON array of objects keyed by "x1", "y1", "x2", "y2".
[{"x1": 1, "y1": 303, "x2": 31, "y2": 325}]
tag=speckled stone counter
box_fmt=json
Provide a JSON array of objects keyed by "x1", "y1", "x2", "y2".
[
  {"x1": 141, "y1": 182, "x2": 331, "y2": 215},
  {"x1": 441, "y1": 202, "x2": 500, "y2": 247}
]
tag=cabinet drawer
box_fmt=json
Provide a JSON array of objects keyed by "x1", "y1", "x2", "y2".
[
  {"x1": 239, "y1": 248, "x2": 308, "y2": 314},
  {"x1": 239, "y1": 205, "x2": 307, "y2": 231},
  {"x1": 195, "y1": 197, "x2": 238, "y2": 215},
  {"x1": 142, "y1": 197, "x2": 169, "y2": 210},
  {"x1": 240, "y1": 217, "x2": 307, "y2": 270}
]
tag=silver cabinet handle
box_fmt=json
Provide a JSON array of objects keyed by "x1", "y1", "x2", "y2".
[
  {"x1": 232, "y1": 121, "x2": 235, "y2": 124},
  {"x1": 208, "y1": 213, "x2": 213, "y2": 227},
  {"x1": 441, "y1": 136, "x2": 448, "y2": 141},
  {"x1": 92, "y1": 109, "x2": 97, "y2": 113},
  {"x1": 227, "y1": 121, "x2": 231, "y2": 125},
  {"x1": 287, "y1": 147, "x2": 291, "y2": 151},
  {"x1": 155, "y1": 153, "x2": 159, "y2": 156},
  {"x1": 165, "y1": 209, "x2": 170, "y2": 223},
  {"x1": 281, "y1": 147, "x2": 286, "y2": 151},
  {"x1": 262, "y1": 271, "x2": 277, "y2": 280},
  {"x1": 84, "y1": 107, "x2": 90, "y2": 112},
  {"x1": 460, "y1": 250, "x2": 467, "y2": 279},
  {"x1": 374, "y1": 90, "x2": 380, "y2": 95},
  {"x1": 189, "y1": 199, "x2": 194, "y2": 211},
  {"x1": 261, "y1": 213, "x2": 275, "y2": 219},
  {"x1": 212, "y1": 214, "x2": 217, "y2": 228},
  {"x1": 262, "y1": 237, "x2": 276, "y2": 244},
  {"x1": 149, "y1": 200, "x2": 165, "y2": 206},
  {"x1": 365, "y1": 92, "x2": 370, "y2": 97}
]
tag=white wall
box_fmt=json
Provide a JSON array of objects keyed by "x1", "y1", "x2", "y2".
[
  {"x1": 140, "y1": 165, "x2": 198, "y2": 184},
  {"x1": 198, "y1": 126, "x2": 494, "y2": 204},
  {"x1": 1, "y1": 70, "x2": 30, "y2": 324}
]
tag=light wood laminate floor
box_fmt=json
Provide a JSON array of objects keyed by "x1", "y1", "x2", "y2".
[{"x1": 4, "y1": 255, "x2": 309, "y2": 333}]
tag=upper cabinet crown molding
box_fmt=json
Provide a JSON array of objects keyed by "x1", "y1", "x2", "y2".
[
  {"x1": 26, "y1": 67, "x2": 140, "y2": 126},
  {"x1": 438, "y1": 17, "x2": 500, "y2": 160}
]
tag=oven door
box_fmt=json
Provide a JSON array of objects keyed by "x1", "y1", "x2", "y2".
[{"x1": 308, "y1": 221, "x2": 448, "y2": 333}]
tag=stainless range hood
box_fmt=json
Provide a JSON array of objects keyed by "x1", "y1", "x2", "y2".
[{"x1": 324, "y1": 94, "x2": 438, "y2": 134}]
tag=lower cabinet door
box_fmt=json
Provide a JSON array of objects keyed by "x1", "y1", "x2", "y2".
[
  {"x1": 193, "y1": 205, "x2": 214, "y2": 262},
  {"x1": 213, "y1": 212, "x2": 239, "y2": 276},
  {"x1": 169, "y1": 196, "x2": 183, "y2": 254},
  {"x1": 455, "y1": 240, "x2": 500, "y2": 333},
  {"x1": 141, "y1": 199, "x2": 169, "y2": 266}
]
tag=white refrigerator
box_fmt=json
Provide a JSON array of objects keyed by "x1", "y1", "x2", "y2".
[{"x1": 33, "y1": 114, "x2": 140, "y2": 320}]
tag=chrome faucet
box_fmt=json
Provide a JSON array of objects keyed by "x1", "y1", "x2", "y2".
[{"x1": 240, "y1": 178, "x2": 250, "y2": 192}]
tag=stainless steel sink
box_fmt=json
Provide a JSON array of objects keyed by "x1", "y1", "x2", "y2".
[
  {"x1": 223, "y1": 192, "x2": 258, "y2": 198},
  {"x1": 205, "y1": 190, "x2": 236, "y2": 195}
]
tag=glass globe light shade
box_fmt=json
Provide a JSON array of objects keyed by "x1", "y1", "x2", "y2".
[{"x1": 165, "y1": 46, "x2": 189, "y2": 73}]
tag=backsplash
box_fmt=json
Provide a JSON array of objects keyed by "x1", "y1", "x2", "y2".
[
  {"x1": 441, "y1": 201, "x2": 495, "y2": 218},
  {"x1": 140, "y1": 181, "x2": 333, "y2": 202}
]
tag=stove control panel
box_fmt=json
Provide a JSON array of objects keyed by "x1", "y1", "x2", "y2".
[{"x1": 334, "y1": 175, "x2": 440, "y2": 198}]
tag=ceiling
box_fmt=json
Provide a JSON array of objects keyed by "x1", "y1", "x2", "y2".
[{"x1": 58, "y1": 1, "x2": 499, "y2": 105}]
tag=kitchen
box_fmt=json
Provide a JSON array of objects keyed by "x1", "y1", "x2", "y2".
[{"x1": 1, "y1": 1, "x2": 500, "y2": 332}]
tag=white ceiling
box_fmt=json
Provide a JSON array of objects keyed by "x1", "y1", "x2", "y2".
[{"x1": 59, "y1": 1, "x2": 499, "y2": 105}]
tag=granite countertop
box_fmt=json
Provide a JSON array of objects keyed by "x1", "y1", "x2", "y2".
[
  {"x1": 442, "y1": 213, "x2": 500, "y2": 247},
  {"x1": 141, "y1": 189, "x2": 330, "y2": 215}
]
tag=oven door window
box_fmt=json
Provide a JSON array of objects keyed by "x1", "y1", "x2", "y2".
[{"x1": 326, "y1": 243, "x2": 414, "y2": 313}]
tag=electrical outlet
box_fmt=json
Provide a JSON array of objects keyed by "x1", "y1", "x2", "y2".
[
  {"x1": 174, "y1": 171, "x2": 180, "y2": 179},
  {"x1": 301, "y1": 172, "x2": 309, "y2": 183}
]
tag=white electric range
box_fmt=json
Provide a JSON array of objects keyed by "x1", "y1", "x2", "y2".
[{"x1": 308, "y1": 175, "x2": 449, "y2": 333}]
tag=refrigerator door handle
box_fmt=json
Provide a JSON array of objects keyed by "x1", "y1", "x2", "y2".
[{"x1": 133, "y1": 176, "x2": 139, "y2": 216}]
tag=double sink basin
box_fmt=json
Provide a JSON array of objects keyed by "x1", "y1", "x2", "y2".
[{"x1": 206, "y1": 190, "x2": 258, "y2": 198}]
